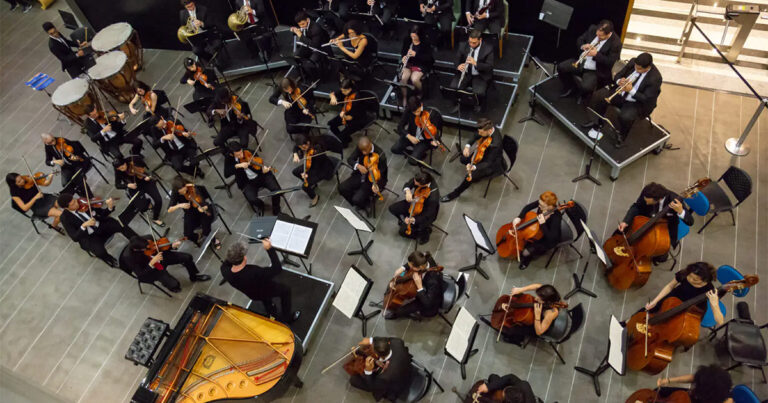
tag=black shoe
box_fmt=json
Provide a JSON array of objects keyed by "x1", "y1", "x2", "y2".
[
  {"x1": 309, "y1": 194, "x2": 320, "y2": 208},
  {"x1": 290, "y1": 310, "x2": 301, "y2": 323},
  {"x1": 418, "y1": 233, "x2": 430, "y2": 245},
  {"x1": 651, "y1": 255, "x2": 668, "y2": 266},
  {"x1": 10, "y1": 3, "x2": 18, "y2": 10},
  {"x1": 191, "y1": 274, "x2": 212, "y2": 282},
  {"x1": 105, "y1": 258, "x2": 119, "y2": 268},
  {"x1": 196, "y1": 169, "x2": 205, "y2": 179},
  {"x1": 581, "y1": 120, "x2": 597, "y2": 129},
  {"x1": 169, "y1": 286, "x2": 182, "y2": 293},
  {"x1": 22, "y1": 4, "x2": 32, "y2": 13},
  {"x1": 559, "y1": 88, "x2": 574, "y2": 98},
  {"x1": 518, "y1": 262, "x2": 528, "y2": 270},
  {"x1": 383, "y1": 310, "x2": 396, "y2": 320},
  {"x1": 440, "y1": 193, "x2": 458, "y2": 203},
  {"x1": 473, "y1": 105, "x2": 482, "y2": 113},
  {"x1": 576, "y1": 96, "x2": 583, "y2": 105},
  {"x1": 614, "y1": 136, "x2": 626, "y2": 149}
]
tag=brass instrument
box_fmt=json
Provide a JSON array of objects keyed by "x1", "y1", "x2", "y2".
[
  {"x1": 177, "y1": 16, "x2": 199, "y2": 43},
  {"x1": 605, "y1": 72, "x2": 640, "y2": 103},
  {"x1": 572, "y1": 36, "x2": 599, "y2": 68},
  {"x1": 228, "y1": 4, "x2": 252, "y2": 32}
]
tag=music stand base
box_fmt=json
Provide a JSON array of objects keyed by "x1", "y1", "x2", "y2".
[
  {"x1": 725, "y1": 137, "x2": 750, "y2": 156},
  {"x1": 564, "y1": 273, "x2": 597, "y2": 299},
  {"x1": 460, "y1": 349, "x2": 479, "y2": 380},
  {"x1": 349, "y1": 239, "x2": 374, "y2": 266},
  {"x1": 574, "y1": 360, "x2": 610, "y2": 396},
  {"x1": 355, "y1": 308, "x2": 380, "y2": 337},
  {"x1": 572, "y1": 172, "x2": 602, "y2": 186},
  {"x1": 518, "y1": 114, "x2": 545, "y2": 126},
  {"x1": 458, "y1": 251, "x2": 489, "y2": 280}
]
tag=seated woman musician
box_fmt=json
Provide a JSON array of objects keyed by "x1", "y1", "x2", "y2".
[
  {"x1": 129, "y1": 81, "x2": 169, "y2": 119},
  {"x1": 331, "y1": 20, "x2": 373, "y2": 81},
  {"x1": 210, "y1": 87, "x2": 259, "y2": 148},
  {"x1": 180, "y1": 57, "x2": 216, "y2": 101},
  {"x1": 392, "y1": 96, "x2": 444, "y2": 162},
  {"x1": 508, "y1": 191, "x2": 562, "y2": 270},
  {"x1": 628, "y1": 365, "x2": 733, "y2": 403},
  {"x1": 468, "y1": 373, "x2": 537, "y2": 403},
  {"x1": 383, "y1": 250, "x2": 443, "y2": 319},
  {"x1": 168, "y1": 176, "x2": 220, "y2": 249},
  {"x1": 113, "y1": 156, "x2": 165, "y2": 227},
  {"x1": 328, "y1": 79, "x2": 367, "y2": 147},
  {"x1": 641, "y1": 262, "x2": 724, "y2": 328},
  {"x1": 292, "y1": 134, "x2": 334, "y2": 208},
  {"x1": 269, "y1": 77, "x2": 317, "y2": 137},
  {"x1": 497, "y1": 283, "x2": 564, "y2": 345},
  {"x1": 7, "y1": 172, "x2": 63, "y2": 229},
  {"x1": 387, "y1": 171, "x2": 440, "y2": 244},
  {"x1": 398, "y1": 25, "x2": 434, "y2": 104}
]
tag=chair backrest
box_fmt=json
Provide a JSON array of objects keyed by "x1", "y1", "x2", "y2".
[
  {"x1": 399, "y1": 361, "x2": 430, "y2": 403},
  {"x1": 735, "y1": 301, "x2": 753, "y2": 323},
  {"x1": 717, "y1": 265, "x2": 749, "y2": 298},
  {"x1": 318, "y1": 134, "x2": 345, "y2": 157},
  {"x1": 564, "y1": 200, "x2": 588, "y2": 241},
  {"x1": 541, "y1": 308, "x2": 571, "y2": 343},
  {"x1": 117, "y1": 245, "x2": 137, "y2": 278},
  {"x1": 677, "y1": 220, "x2": 691, "y2": 241},
  {"x1": 501, "y1": 135, "x2": 518, "y2": 173},
  {"x1": 731, "y1": 384, "x2": 761, "y2": 403},
  {"x1": 364, "y1": 34, "x2": 379, "y2": 60},
  {"x1": 426, "y1": 108, "x2": 444, "y2": 133},
  {"x1": 701, "y1": 300, "x2": 726, "y2": 329},
  {"x1": 720, "y1": 166, "x2": 752, "y2": 204},
  {"x1": 545, "y1": 303, "x2": 585, "y2": 344},
  {"x1": 9, "y1": 199, "x2": 28, "y2": 216},
  {"x1": 685, "y1": 191, "x2": 710, "y2": 216},
  {"x1": 440, "y1": 275, "x2": 458, "y2": 313},
  {"x1": 358, "y1": 90, "x2": 380, "y2": 120}
]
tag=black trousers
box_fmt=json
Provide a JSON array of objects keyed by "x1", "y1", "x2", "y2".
[
  {"x1": 238, "y1": 26, "x2": 273, "y2": 58},
  {"x1": 285, "y1": 109, "x2": 312, "y2": 136},
  {"x1": 450, "y1": 73, "x2": 488, "y2": 105},
  {"x1": 101, "y1": 132, "x2": 143, "y2": 160},
  {"x1": 473, "y1": 17, "x2": 503, "y2": 34},
  {"x1": 140, "y1": 270, "x2": 180, "y2": 291},
  {"x1": 390, "y1": 299, "x2": 436, "y2": 319},
  {"x1": 60, "y1": 163, "x2": 93, "y2": 197},
  {"x1": 328, "y1": 115, "x2": 368, "y2": 146},
  {"x1": 81, "y1": 216, "x2": 135, "y2": 263},
  {"x1": 5, "y1": 0, "x2": 30, "y2": 7},
  {"x1": 446, "y1": 177, "x2": 476, "y2": 198},
  {"x1": 167, "y1": 146, "x2": 200, "y2": 176},
  {"x1": 292, "y1": 165, "x2": 331, "y2": 199},
  {"x1": 390, "y1": 137, "x2": 433, "y2": 162},
  {"x1": 339, "y1": 176, "x2": 373, "y2": 209},
  {"x1": 557, "y1": 61, "x2": 599, "y2": 97},
  {"x1": 242, "y1": 174, "x2": 281, "y2": 215},
  {"x1": 128, "y1": 181, "x2": 164, "y2": 220},
  {"x1": 158, "y1": 250, "x2": 200, "y2": 280},
  {"x1": 256, "y1": 282, "x2": 292, "y2": 321},
  {"x1": 588, "y1": 87, "x2": 644, "y2": 138},
  {"x1": 183, "y1": 210, "x2": 214, "y2": 243},
  {"x1": 214, "y1": 122, "x2": 254, "y2": 147}
]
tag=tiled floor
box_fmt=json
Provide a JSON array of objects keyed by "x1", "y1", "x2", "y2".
[{"x1": 0, "y1": 3, "x2": 767, "y2": 403}]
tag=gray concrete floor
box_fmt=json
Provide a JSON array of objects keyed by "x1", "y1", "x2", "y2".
[{"x1": 1, "y1": 3, "x2": 767, "y2": 403}]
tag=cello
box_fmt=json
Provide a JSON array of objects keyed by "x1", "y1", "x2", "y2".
[
  {"x1": 604, "y1": 179, "x2": 710, "y2": 290},
  {"x1": 382, "y1": 264, "x2": 444, "y2": 313},
  {"x1": 489, "y1": 293, "x2": 568, "y2": 331},
  {"x1": 626, "y1": 388, "x2": 691, "y2": 403},
  {"x1": 625, "y1": 275, "x2": 758, "y2": 374},
  {"x1": 495, "y1": 201, "x2": 575, "y2": 259}
]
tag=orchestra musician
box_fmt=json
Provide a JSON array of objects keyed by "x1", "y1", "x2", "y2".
[
  {"x1": 210, "y1": 88, "x2": 259, "y2": 148},
  {"x1": 223, "y1": 142, "x2": 282, "y2": 216},
  {"x1": 366, "y1": 0, "x2": 399, "y2": 28},
  {"x1": 221, "y1": 240, "x2": 301, "y2": 322},
  {"x1": 398, "y1": 26, "x2": 434, "y2": 103},
  {"x1": 57, "y1": 193, "x2": 137, "y2": 267},
  {"x1": 168, "y1": 176, "x2": 221, "y2": 249},
  {"x1": 635, "y1": 365, "x2": 733, "y2": 403},
  {"x1": 617, "y1": 182, "x2": 693, "y2": 264},
  {"x1": 43, "y1": 21, "x2": 91, "y2": 78},
  {"x1": 7, "y1": 172, "x2": 63, "y2": 229},
  {"x1": 557, "y1": 20, "x2": 622, "y2": 103},
  {"x1": 231, "y1": 0, "x2": 274, "y2": 60},
  {"x1": 451, "y1": 29, "x2": 494, "y2": 113},
  {"x1": 509, "y1": 191, "x2": 562, "y2": 270},
  {"x1": 388, "y1": 172, "x2": 439, "y2": 244},
  {"x1": 41, "y1": 133, "x2": 93, "y2": 197},
  {"x1": 582, "y1": 52, "x2": 662, "y2": 147},
  {"x1": 465, "y1": 0, "x2": 504, "y2": 35},
  {"x1": 348, "y1": 337, "x2": 412, "y2": 401},
  {"x1": 440, "y1": 118, "x2": 503, "y2": 203},
  {"x1": 113, "y1": 156, "x2": 165, "y2": 227},
  {"x1": 129, "y1": 81, "x2": 170, "y2": 119},
  {"x1": 269, "y1": 77, "x2": 317, "y2": 137},
  {"x1": 292, "y1": 134, "x2": 334, "y2": 207},
  {"x1": 391, "y1": 96, "x2": 441, "y2": 162},
  {"x1": 331, "y1": 20, "x2": 373, "y2": 81},
  {"x1": 149, "y1": 115, "x2": 204, "y2": 178},
  {"x1": 123, "y1": 235, "x2": 211, "y2": 293},
  {"x1": 469, "y1": 373, "x2": 537, "y2": 403},
  {"x1": 420, "y1": 0, "x2": 454, "y2": 47},
  {"x1": 340, "y1": 136, "x2": 388, "y2": 210},
  {"x1": 328, "y1": 79, "x2": 367, "y2": 147},
  {"x1": 180, "y1": 57, "x2": 216, "y2": 101},
  {"x1": 383, "y1": 250, "x2": 443, "y2": 319},
  {"x1": 84, "y1": 105, "x2": 143, "y2": 160},
  {"x1": 324, "y1": 0, "x2": 354, "y2": 19},
  {"x1": 292, "y1": 10, "x2": 330, "y2": 82},
  {"x1": 498, "y1": 283, "x2": 564, "y2": 345},
  {"x1": 179, "y1": 0, "x2": 217, "y2": 63}
]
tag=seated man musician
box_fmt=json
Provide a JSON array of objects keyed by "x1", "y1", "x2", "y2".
[
  {"x1": 41, "y1": 133, "x2": 93, "y2": 197},
  {"x1": 291, "y1": 10, "x2": 330, "y2": 82},
  {"x1": 325, "y1": 0, "x2": 355, "y2": 19},
  {"x1": 508, "y1": 191, "x2": 562, "y2": 270},
  {"x1": 123, "y1": 235, "x2": 211, "y2": 293},
  {"x1": 388, "y1": 171, "x2": 440, "y2": 244},
  {"x1": 179, "y1": 0, "x2": 220, "y2": 63},
  {"x1": 180, "y1": 57, "x2": 216, "y2": 101},
  {"x1": 383, "y1": 250, "x2": 443, "y2": 319},
  {"x1": 641, "y1": 365, "x2": 733, "y2": 403},
  {"x1": 149, "y1": 115, "x2": 204, "y2": 178},
  {"x1": 292, "y1": 134, "x2": 335, "y2": 208},
  {"x1": 232, "y1": 0, "x2": 275, "y2": 60},
  {"x1": 391, "y1": 96, "x2": 442, "y2": 162},
  {"x1": 465, "y1": 0, "x2": 504, "y2": 35},
  {"x1": 210, "y1": 88, "x2": 259, "y2": 148},
  {"x1": 57, "y1": 193, "x2": 137, "y2": 267},
  {"x1": 340, "y1": 136, "x2": 388, "y2": 210},
  {"x1": 557, "y1": 20, "x2": 622, "y2": 103},
  {"x1": 398, "y1": 25, "x2": 434, "y2": 103},
  {"x1": 348, "y1": 336, "x2": 412, "y2": 402},
  {"x1": 420, "y1": 0, "x2": 454, "y2": 47},
  {"x1": 224, "y1": 142, "x2": 282, "y2": 216},
  {"x1": 440, "y1": 118, "x2": 504, "y2": 203},
  {"x1": 43, "y1": 21, "x2": 91, "y2": 78},
  {"x1": 269, "y1": 77, "x2": 317, "y2": 138},
  {"x1": 7, "y1": 172, "x2": 63, "y2": 229},
  {"x1": 328, "y1": 79, "x2": 368, "y2": 147},
  {"x1": 168, "y1": 176, "x2": 220, "y2": 249},
  {"x1": 451, "y1": 29, "x2": 494, "y2": 113},
  {"x1": 583, "y1": 52, "x2": 662, "y2": 147},
  {"x1": 113, "y1": 156, "x2": 166, "y2": 227},
  {"x1": 221, "y1": 240, "x2": 301, "y2": 322},
  {"x1": 469, "y1": 373, "x2": 538, "y2": 403},
  {"x1": 366, "y1": 0, "x2": 399, "y2": 29},
  {"x1": 84, "y1": 105, "x2": 143, "y2": 160}
]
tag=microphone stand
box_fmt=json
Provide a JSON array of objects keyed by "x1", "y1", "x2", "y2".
[
  {"x1": 572, "y1": 107, "x2": 615, "y2": 186},
  {"x1": 518, "y1": 52, "x2": 550, "y2": 126}
]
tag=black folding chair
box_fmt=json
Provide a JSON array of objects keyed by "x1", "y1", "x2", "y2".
[
  {"x1": 698, "y1": 166, "x2": 752, "y2": 233},
  {"x1": 482, "y1": 134, "x2": 520, "y2": 198}
]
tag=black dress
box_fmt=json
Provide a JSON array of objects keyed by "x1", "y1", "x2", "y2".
[
  {"x1": 10, "y1": 186, "x2": 56, "y2": 217},
  {"x1": 649, "y1": 270, "x2": 715, "y2": 313}
]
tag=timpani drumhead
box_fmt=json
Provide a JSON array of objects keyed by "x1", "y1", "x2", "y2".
[
  {"x1": 88, "y1": 51, "x2": 127, "y2": 80},
  {"x1": 91, "y1": 22, "x2": 133, "y2": 52},
  {"x1": 51, "y1": 78, "x2": 90, "y2": 107}
]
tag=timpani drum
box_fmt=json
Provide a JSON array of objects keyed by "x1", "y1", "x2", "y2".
[
  {"x1": 51, "y1": 78, "x2": 102, "y2": 127},
  {"x1": 88, "y1": 51, "x2": 136, "y2": 103},
  {"x1": 91, "y1": 22, "x2": 143, "y2": 71}
]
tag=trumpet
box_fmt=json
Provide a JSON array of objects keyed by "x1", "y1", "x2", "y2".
[
  {"x1": 604, "y1": 72, "x2": 639, "y2": 103},
  {"x1": 177, "y1": 16, "x2": 199, "y2": 43},
  {"x1": 572, "y1": 45, "x2": 595, "y2": 68}
]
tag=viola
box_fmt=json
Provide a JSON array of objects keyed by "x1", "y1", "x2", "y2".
[
  {"x1": 496, "y1": 201, "x2": 575, "y2": 259},
  {"x1": 604, "y1": 179, "x2": 710, "y2": 290},
  {"x1": 383, "y1": 265, "x2": 444, "y2": 312},
  {"x1": 405, "y1": 185, "x2": 432, "y2": 236},
  {"x1": 182, "y1": 184, "x2": 211, "y2": 216},
  {"x1": 54, "y1": 138, "x2": 84, "y2": 162},
  {"x1": 164, "y1": 120, "x2": 196, "y2": 137},
  {"x1": 241, "y1": 150, "x2": 277, "y2": 174},
  {"x1": 415, "y1": 111, "x2": 447, "y2": 152},
  {"x1": 76, "y1": 196, "x2": 120, "y2": 212},
  {"x1": 21, "y1": 171, "x2": 58, "y2": 189},
  {"x1": 466, "y1": 136, "x2": 493, "y2": 182},
  {"x1": 143, "y1": 236, "x2": 188, "y2": 257},
  {"x1": 126, "y1": 161, "x2": 150, "y2": 180},
  {"x1": 626, "y1": 388, "x2": 691, "y2": 403},
  {"x1": 142, "y1": 91, "x2": 154, "y2": 110},
  {"x1": 625, "y1": 276, "x2": 758, "y2": 374},
  {"x1": 341, "y1": 92, "x2": 356, "y2": 125},
  {"x1": 343, "y1": 344, "x2": 380, "y2": 376},
  {"x1": 490, "y1": 293, "x2": 568, "y2": 330},
  {"x1": 364, "y1": 152, "x2": 383, "y2": 200},
  {"x1": 462, "y1": 380, "x2": 505, "y2": 403}
]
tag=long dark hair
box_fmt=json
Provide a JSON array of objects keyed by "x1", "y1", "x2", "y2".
[
  {"x1": 536, "y1": 285, "x2": 561, "y2": 304},
  {"x1": 682, "y1": 262, "x2": 715, "y2": 283},
  {"x1": 5, "y1": 173, "x2": 21, "y2": 189},
  {"x1": 690, "y1": 365, "x2": 731, "y2": 403}
]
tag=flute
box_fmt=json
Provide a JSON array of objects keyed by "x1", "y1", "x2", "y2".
[{"x1": 322, "y1": 36, "x2": 356, "y2": 47}]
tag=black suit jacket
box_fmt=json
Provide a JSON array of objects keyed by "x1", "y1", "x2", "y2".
[
  {"x1": 413, "y1": 270, "x2": 443, "y2": 317},
  {"x1": 148, "y1": 125, "x2": 196, "y2": 155},
  {"x1": 296, "y1": 20, "x2": 330, "y2": 60},
  {"x1": 517, "y1": 201, "x2": 562, "y2": 251},
  {"x1": 455, "y1": 41, "x2": 494, "y2": 82},
  {"x1": 466, "y1": 0, "x2": 503, "y2": 21},
  {"x1": 48, "y1": 36, "x2": 83, "y2": 76},
  {"x1": 576, "y1": 25, "x2": 622, "y2": 85},
  {"x1": 485, "y1": 373, "x2": 537, "y2": 403},
  {"x1": 613, "y1": 59, "x2": 663, "y2": 116},
  {"x1": 60, "y1": 207, "x2": 111, "y2": 246},
  {"x1": 401, "y1": 179, "x2": 440, "y2": 227},
  {"x1": 44, "y1": 138, "x2": 88, "y2": 167},
  {"x1": 220, "y1": 248, "x2": 282, "y2": 300},
  {"x1": 331, "y1": 90, "x2": 368, "y2": 123},
  {"x1": 460, "y1": 131, "x2": 504, "y2": 180},
  {"x1": 179, "y1": 5, "x2": 211, "y2": 28},
  {"x1": 622, "y1": 189, "x2": 694, "y2": 247},
  {"x1": 419, "y1": 0, "x2": 454, "y2": 17},
  {"x1": 347, "y1": 144, "x2": 388, "y2": 188},
  {"x1": 360, "y1": 337, "x2": 412, "y2": 401},
  {"x1": 84, "y1": 117, "x2": 125, "y2": 147},
  {"x1": 223, "y1": 151, "x2": 274, "y2": 189}
]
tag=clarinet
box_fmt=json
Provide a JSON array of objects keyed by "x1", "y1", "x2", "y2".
[{"x1": 457, "y1": 53, "x2": 471, "y2": 88}]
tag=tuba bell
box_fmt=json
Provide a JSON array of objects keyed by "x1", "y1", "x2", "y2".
[
  {"x1": 227, "y1": 5, "x2": 250, "y2": 32},
  {"x1": 177, "y1": 16, "x2": 199, "y2": 43}
]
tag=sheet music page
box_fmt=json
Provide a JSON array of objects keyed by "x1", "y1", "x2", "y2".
[
  {"x1": 465, "y1": 216, "x2": 491, "y2": 251},
  {"x1": 333, "y1": 268, "x2": 368, "y2": 319},
  {"x1": 581, "y1": 220, "x2": 608, "y2": 265},
  {"x1": 445, "y1": 307, "x2": 476, "y2": 361},
  {"x1": 270, "y1": 220, "x2": 293, "y2": 250},
  {"x1": 335, "y1": 206, "x2": 372, "y2": 232},
  {"x1": 608, "y1": 315, "x2": 626, "y2": 374},
  {"x1": 286, "y1": 224, "x2": 313, "y2": 254}
]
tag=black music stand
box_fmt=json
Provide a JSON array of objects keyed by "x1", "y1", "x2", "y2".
[
  {"x1": 458, "y1": 214, "x2": 496, "y2": 280},
  {"x1": 376, "y1": 77, "x2": 413, "y2": 113},
  {"x1": 572, "y1": 107, "x2": 615, "y2": 186},
  {"x1": 574, "y1": 315, "x2": 627, "y2": 396},
  {"x1": 539, "y1": 0, "x2": 574, "y2": 48},
  {"x1": 332, "y1": 265, "x2": 379, "y2": 337},
  {"x1": 440, "y1": 86, "x2": 477, "y2": 156},
  {"x1": 564, "y1": 220, "x2": 605, "y2": 299},
  {"x1": 335, "y1": 205, "x2": 376, "y2": 266},
  {"x1": 444, "y1": 307, "x2": 480, "y2": 380},
  {"x1": 519, "y1": 55, "x2": 551, "y2": 126},
  {"x1": 405, "y1": 153, "x2": 442, "y2": 176},
  {"x1": 247, "y1": 214, "x2": 318, "y2": 274},
  {"x1": 257, "y1": 185, "x2": 304, "y2": 218},
  {"x1": 189, "y1": 146, "x2": 230, "y2": 195}
]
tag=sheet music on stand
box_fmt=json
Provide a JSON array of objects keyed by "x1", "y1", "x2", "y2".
[
  {"x1": 608, "y1": 315, "x2": 627, "y2": 375},
  {"x1": 247, "y1": 215, "x2": 318, "y2": 258},
  {"x1": 333, "y1": 265, "x2": 373, "y2": 319},
  {"x1": 581, "y1": 220, "x2": 609, "y2": 268},
  {"x1": 334, "y1": 206, "x2": 374, "y2": 233},
  {"x1": 445, "y1": 306, "x2": 479, "y2": 379},
  {"x1": 464, "y1": 214, "x2": 494, "y2": 254}
]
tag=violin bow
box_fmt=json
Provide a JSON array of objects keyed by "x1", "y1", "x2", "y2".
[
  {"x1": 61, "y1": 168, "x2": 83, "y2": 193},
  {"x1": 21, "y1": 156, "x2": 43, "y2": 194},
  {"x1": 321, "y1": 345, "x2": 358, "y2": 375},
  {"x1": 82, "y1": 177, "x2": 94, "y2": 217},
  {"x1": 513, "y1": 224, "x2": 521, "y2": 262},
  {"x1": 336, "y1": 96, "x2": 377, "y2": 104},
  {"x1": 496, "y1": 290, "x2": 514, "y2": 342},
  {"x1": 644, "y1": 300, "x2": 650, "y2": 358},
  {"x1": 288, "y1": 79, "x2": 320, "y2": 108}
]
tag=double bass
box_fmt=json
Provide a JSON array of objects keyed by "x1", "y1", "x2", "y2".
[
  {"x1": 625, "y1": 276, "x2": 758, "y2": 374},
  {"x1": 489, "y1": 293, "x2": 568, "y2": 331},
  {"x1": 495, "y1": 201, "x2": 575, "y2": 259},
  {"x1": 626, "y1": 388, "x2": 691, "y2": 403},
  {"x1": 382, "y1": 265, "x2": 444, "y2": 313},
  {"x1": 604, "y1": 179, "x2": 710, "y2": 290}
]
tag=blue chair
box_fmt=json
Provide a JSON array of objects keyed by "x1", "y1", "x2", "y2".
[
  {"x1": 717, "y1": 265, "x2": 749, "y2": 298},
  {"x1": 701, "y1": 300, "x2": 726, "y2": 329},
  {"x1": 731, "y1": 384, "x2": 761, "y2": 403},
  {"x1": 678, "y1": 219, "x2": 691, "y2": 241},
  {"x1": 685, "y1": 191, "x2": 710, "y2": 216}
]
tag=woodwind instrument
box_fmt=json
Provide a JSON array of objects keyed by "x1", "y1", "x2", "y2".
[{"x1": 457, "y1": 54, "x2": 472, "y2": 88}]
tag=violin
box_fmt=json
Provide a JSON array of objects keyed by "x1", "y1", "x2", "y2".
[
  {"x1": 466, "y1": 136, "x2": 493, "y2": 182},
  {"x1": 340, "y1": 92, "x2": 356, "y2": 125},
  {"x1": 54, "y1": 138, "x2": 84, "y2": 162},
  {"x1": 143, "y1": 236, "x2": 188, "y2": 257},
  {"x1": 241, "y1": 150, "x2": 277, "y2": 174},
  {"x1": 364, "y1": 152, "x2": 383, "y2": 200},
  {"x1": 405, "y1": 185, "x2": 432, "y2": 236},
  {"x1": 414, "y1": 111, "x2": 447, "y2": 152},
  {"x1": 21, "y1": 171, "x2": 58, "y2": 189},
  {"x1": 496, "y1": 201, "x2": 575, "y2": 259},
  {"x1": 383, "y1": 265, "x2": 444, "y2": 312},
  {"x1": 193, "y1": 67, "x2": 211, "y2": 88},
  {"x1": 462, "y1": 380, "x2": 505, "y2": 403},
  {"x1": 625, "y1": 275, "x2": 758, "y2": 374},
  {"x1": 95, "y1": 110, "x2": 123, "y2": 125},
  {"x1": 182, "y1": 184, "x2": 211, "y2": 216},
  {"x1": 76, "y1": 196, "x2": 120, "y2": 213},
  {"x1": 626, "y1": 388, "x2": 691, "y2": 403},
  {"x1": 490, "y1": 293, "x2": 568, "y2": 330},
  {"x1": 142, "y1": 91, "x2": 154, "y2": 111},
  {"x1": 164, "y1": 120, "x2": 196, "y2": 137},
  {"x1": 343, "y1": 344, "x2": 380, "y2": 376},
  {"x1": 302, "y1": 148, "x2": 314, "y2": 187},
  {"x1": 126, "y1": 161, "x2": 150, "y2": 180},
  {"x1": 604, "y1": 179, "x2": 710, "y2": 290},
  {"x1": 290, "y1": 88, "x2": 315, "y2": 119}
]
